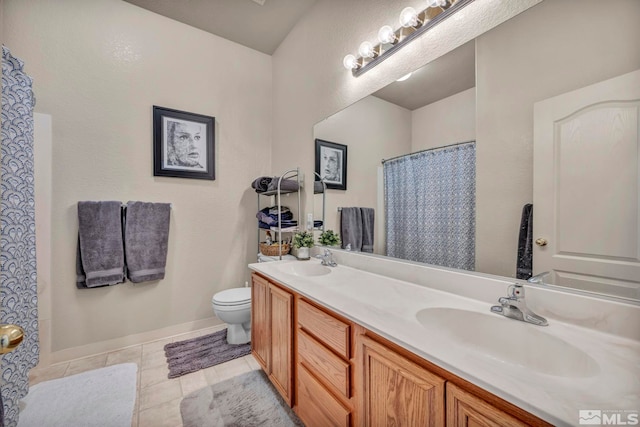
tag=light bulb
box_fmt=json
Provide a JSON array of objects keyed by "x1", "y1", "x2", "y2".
[
  {"x1": 343, "y1": 54, "x2": 359, "y2": 70},
  {"x1": 396, "y1": 72, "x2": 412, "y2": 82},
  {"x1": 399, "y1": 7, "x2": 420, "y2": 28},
  {"x1": 377, "y1": 25, "x2": 397, "y2": 44},
  {"x1": 358, "y1": 41, "x2": 375, "y2": 58},
  {"x1": 426, "y1": 0, "x2": 447, "y2": 7}
]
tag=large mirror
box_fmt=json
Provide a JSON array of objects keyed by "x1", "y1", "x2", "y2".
[{"x1": 313, "y1": 0, "x2": 640, "y2": 301}]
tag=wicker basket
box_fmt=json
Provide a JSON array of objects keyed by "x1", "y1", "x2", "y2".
[{"x1": 260, "y1": 242, "x2": 291, "y2": 256}]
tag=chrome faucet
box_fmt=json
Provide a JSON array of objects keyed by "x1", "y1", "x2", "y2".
[
  {"x1": 315, "y1": 249, "x2": 337, "y2": 267},
  {"x1": 527, "y1": 271, "x2": 550, "y2": 285},
  {"x1": 490, "y1": 284, "x2": 548, "y2": 326}
]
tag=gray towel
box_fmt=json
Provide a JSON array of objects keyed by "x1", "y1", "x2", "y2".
[
  {"x1": 341, "y1": 207, "x2": 362, "y2": 251},
  {"x1": 124, "y1": 201, "x2": 171, "y2": 283},
  {"x1": 314, "y1": 181, "x2": 325, "y2": 194},
  {"x1": 251, "y1": 176, "x2": 272, "y2": 192},
  {"x1": 361, "y1": 208, "x2": 375, "y2": 253},
  {"x1": 76, "y1": 201, "x2": 125, "y2": 288},
  {"x1": 266, "y1": 177, "x2": 299, "y2": 193}
]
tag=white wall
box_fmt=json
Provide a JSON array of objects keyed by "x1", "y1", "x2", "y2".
[
  {"x1": 314, "y1": 96, "x2": 411, "y2": 253},
  {"x1": 4, "y1": 0, "x2": 272, "y2": 361},
  {"x1": 411, "y1": 87, "x2": 475, "y2": 152},
  {"x1": 475, "y1": 0, "x2": 640, "y2": 277}
]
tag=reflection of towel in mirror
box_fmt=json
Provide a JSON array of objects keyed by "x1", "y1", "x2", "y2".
[
  {"x1": 76, "y1": 201, "x2": 125, "y2": 288},
  {"x1": 516, "y1": 204, "x2": 533, "y2": 280},
  {"x1": 125, "y1": 201, "x2": 171, "y2": 283},
  {"x1": 341, "y1": 208, "x2": 362, "y2": 251},
  {"x1": 361, "y1": 208, "x2": 375, "y2": 253}
]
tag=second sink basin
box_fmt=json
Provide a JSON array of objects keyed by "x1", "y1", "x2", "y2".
[
  {"x1": 415, "y1": 307, "x2": 599, "y2": 378},
  {"x1": 275, "y1": 262, "x2": 331, "y2": 277}
]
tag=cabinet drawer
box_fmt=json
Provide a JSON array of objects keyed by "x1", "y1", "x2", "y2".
[
  {"x1": 296, "y1": 364, "x2": 351, "y2": 427},
  {"x1": 298, "y1": 299, "x2": 350, "y2": 359},
  {"x1": 298, "y1": 329, "x2": 350, "y2": 399}
]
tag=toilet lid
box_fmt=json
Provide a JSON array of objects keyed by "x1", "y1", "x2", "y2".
[{"x1": 212, "y1": 287, "x2": 251, "y2": 306}]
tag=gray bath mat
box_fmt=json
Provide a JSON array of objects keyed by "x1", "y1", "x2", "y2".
[
  {"x1": 164, "y1": 328, "x2": 251, "y2": 378},
  {"x1": 180, "y1": 370, "x2": 303, "y2": 427}
]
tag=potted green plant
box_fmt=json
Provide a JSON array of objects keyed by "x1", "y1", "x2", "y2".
[
  {"x1": 292, "y1": 230, "x2": 314, "y2": 260},
  {"x1": 318, "y1": 229, "x2": 341, "y2": 247}
]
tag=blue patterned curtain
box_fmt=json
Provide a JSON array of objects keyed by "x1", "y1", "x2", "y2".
[
  {"x1": 384, "y1": 142, "x2": 475, "y2": 270},
  {"x1": 1, "y1": 46, "x2": 39, "y2": 427}
]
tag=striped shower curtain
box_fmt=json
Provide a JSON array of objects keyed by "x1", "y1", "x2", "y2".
[
  {"x1": 383, "y1": 142, "x2": 476, "y2": 270},
  {"x1": 1, "y1": 46, "x2": 39, "y2": 427}
]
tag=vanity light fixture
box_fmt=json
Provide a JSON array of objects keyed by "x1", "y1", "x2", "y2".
[{"x1": 342, "y1": 0, "x2": 475, "y2": 77}]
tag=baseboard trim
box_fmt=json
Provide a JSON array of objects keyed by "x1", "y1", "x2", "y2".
[{"x1": 47, "y1": 317, "x2": 224, "y2": 366}]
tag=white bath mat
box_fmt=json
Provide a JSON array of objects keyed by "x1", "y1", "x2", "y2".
[{"x1": 17, "y1": 363, "x2": 137, "y2": 427}]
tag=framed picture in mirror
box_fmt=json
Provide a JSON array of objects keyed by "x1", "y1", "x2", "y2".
[
  {"x1": 315, "y1": 139, "x2": 347, "y2": 190},
  {"x1": 153, "y1": 106, "x2": 215, "y2": 180}
]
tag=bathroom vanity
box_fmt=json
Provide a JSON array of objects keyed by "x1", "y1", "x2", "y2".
[{"x1": 249, "y1": 256, "x2": 640, "y2": 427}]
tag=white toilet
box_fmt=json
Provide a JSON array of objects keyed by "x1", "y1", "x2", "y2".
[{"x1": 211, "y1": 287, "x2": 252, "y2": 345}]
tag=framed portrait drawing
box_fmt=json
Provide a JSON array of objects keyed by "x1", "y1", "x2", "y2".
[
  {"x1": 153, "y1": 106, "x2": 215, "y2": 180},
  {"x1": 315, "y1": 139, "x2": 347, "y2": 190}
]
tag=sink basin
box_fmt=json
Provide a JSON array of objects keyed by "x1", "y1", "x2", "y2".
[
  {"x1": 275, "y1": 262, "x2": 331, "y2": 277},
  {"x1": 415, "y1": 307, "x2": 599, "y2": 378}
]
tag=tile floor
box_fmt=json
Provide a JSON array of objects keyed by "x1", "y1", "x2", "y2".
[{"x1": 27, "y1": 324, "x2": 261, "y2": 427}]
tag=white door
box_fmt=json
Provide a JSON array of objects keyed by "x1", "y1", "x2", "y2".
[{"x1": 533, "y1": 69, "x2": 640, "y2": 300}]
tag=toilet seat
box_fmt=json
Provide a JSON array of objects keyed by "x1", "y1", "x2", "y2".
[{"x1": 212, "y1": 287, "x2": 251, "y2": 306}]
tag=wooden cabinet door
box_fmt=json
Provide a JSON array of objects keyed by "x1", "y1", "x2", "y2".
[
  {"x1": 446, "y1": 383, "x2": 528, "y2": 427},
  {"x1": 358, "y1": 335, "x2": 445, "y2": 427},
  {"x1": 269, "y1": 283, "x2": 293, "y2": 406},
  {"x1": 251, "y1": 274, "x2": 269, "y2": 372}
]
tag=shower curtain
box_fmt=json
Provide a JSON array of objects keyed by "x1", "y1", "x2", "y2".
[
  {"x1": 1, "y1": 46, "x2": 39, "y2": 427},
  {"x1": 384, "y1": 142, "x2": 475, "y2": 270}
]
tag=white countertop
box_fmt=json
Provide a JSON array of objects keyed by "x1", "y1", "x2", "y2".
[{"x1": 249, "y1": 259, "x2": 640, "y2": 427}]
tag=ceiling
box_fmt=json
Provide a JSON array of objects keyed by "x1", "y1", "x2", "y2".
[
  {"x1": 372, "y1": 40, "x2": 476, "y2": 111},
  {"x1": 123, "y1": 0, "x2": 473, "y2": 110},
  {"x1": 123, "y1": 0, "x2": 317, "y2": 55}
]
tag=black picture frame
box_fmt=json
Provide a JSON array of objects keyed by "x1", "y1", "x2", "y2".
[
  {"x1": 153, "y1": 106, "x2": 215, "y2": 180},
  {"x1": 315, "y1": 139, "x2": 347, "y2": 190}
]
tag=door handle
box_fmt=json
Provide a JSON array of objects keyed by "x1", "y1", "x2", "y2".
[
  {"x1": 0, "y1": 324, "x2": 24, "y2": 354},
  {"x1": 535, "y1": 238, "x2": 548, "y2": 247}
]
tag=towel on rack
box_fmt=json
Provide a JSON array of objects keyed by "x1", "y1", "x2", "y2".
[
  {"x1": 516, "y1": 203, "x2": 534, "y2": 280},
  {"x1": 251, "y1": 176, "x2": 299, "y2": 193},
  {"x1": 76, "y1": 201, "x2": 125, "y2": 288},
  {"x1": 314, "y1": 181, "x2": 325, "y2": 194},
  {"x1": 341, "y1": 207, "x2": 363, "y2": 251},
  {"x1": 251, "y1": 176, "x2": 272, "y2": 192},
  {"x1": 360, "y1": 208, "x2": 375, "y2": 253},
  {"x1": 266, "y1": 177, "x2": 299, "y2": 193},
  {"x1": 124, "y1": 201, "x2": 171, "y2": 283}
]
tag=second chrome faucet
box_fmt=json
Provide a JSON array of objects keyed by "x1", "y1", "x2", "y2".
[
  {"x1": 315, "y1": 249, "x2": 337, "y2": 267},
  {"x1": 491, "y1": 284, "x2": 548, "y2": 326}
]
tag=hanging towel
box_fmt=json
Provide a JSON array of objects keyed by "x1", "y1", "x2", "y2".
[
  {"x1": 516, "y1": 203, "x2": 534, "y2": 280},
  {"x1": 124, "y1": 201, "x2": 171, "y2": 283},
  {"x1": 341, "y1": 207, "x2": 363, "y2": 251},
  {"x1": 361, "y1": 208, "x2": 375, "y2": 253},
  {"x1": 314, "y1": 181, "x2": 325, "y2": 194},
  {"x1": 76, "y1": 201, "x2": 125, "y2": 288}
]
